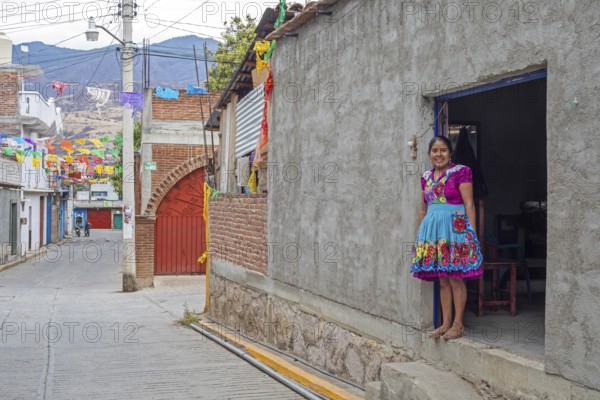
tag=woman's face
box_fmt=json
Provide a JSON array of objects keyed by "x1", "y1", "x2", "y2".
[{"x1": 429, "y1": 140, "x2": 451, "y2": 169}]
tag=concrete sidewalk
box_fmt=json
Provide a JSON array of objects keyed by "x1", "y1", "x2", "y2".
[{"x1": 0, "y1": 231, "x2": 303, "y2": 399}]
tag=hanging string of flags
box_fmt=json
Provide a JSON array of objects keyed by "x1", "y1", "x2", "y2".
[
  {"x1": 0, "y1": 134, "x2": 124, "y2": 184},
  {"x1": 120, "y1": 92, "x2": 144, "y2": 117},
  {"x1": 247, "y1": 0, "x2": 285, "y2": 193},
  {"x1": 51, "y1": 80, "x2": 74, "y2": 96},
  {"x1": 86, "y1": 87, "x2": 112, "y2": 117}
]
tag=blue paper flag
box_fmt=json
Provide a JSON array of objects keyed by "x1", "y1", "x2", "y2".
[
  {"x1": 156, "y1": 85, "x2": 179, "y2": 100},
  {"x1": 186, "y1": 82, "x2": 207, "y2": 95}
]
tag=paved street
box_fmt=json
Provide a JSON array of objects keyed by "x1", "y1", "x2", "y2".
[{"x1": 0, "y1": 230, "x2": 303, "y2": 400}]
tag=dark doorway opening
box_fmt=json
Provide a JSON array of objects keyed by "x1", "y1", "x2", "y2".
[{"x1": 435, "y1": 73, "x2": 547, "y2": 359}]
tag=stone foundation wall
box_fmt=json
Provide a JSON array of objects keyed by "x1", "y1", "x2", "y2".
[{"x1": 209, "y1": 273, "x2": 411, "y2": 385}]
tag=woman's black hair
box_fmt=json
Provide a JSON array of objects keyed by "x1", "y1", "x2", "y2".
[{"x1": 428, "y1": 136, "x2": 453, "y2": 154}]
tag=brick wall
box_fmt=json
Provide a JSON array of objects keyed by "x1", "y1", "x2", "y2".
[
  {"x1": 209, "y1": 194, "x2": 268, "y2": 275},
  {"x1": 151, "y1": 144, "x2": 210, "y2": 195},
  {"x1": 151, "y1": 92, "x2": 220, "y2": 121},
  {"x1": 135, "y1": 216, "x2": 155, "y2": 280},
  {"x1": 0, "y1": 72, "x2": 18, "y2": 116}
]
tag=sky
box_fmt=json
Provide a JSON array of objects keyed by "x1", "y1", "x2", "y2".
[{"x1": 1, "y1": 0, "x2": 282, "y2": 49}]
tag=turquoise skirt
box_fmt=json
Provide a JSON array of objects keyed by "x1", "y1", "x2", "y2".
[{"x1": 412, "y1": 203, "x2": 483, "y2": 281}]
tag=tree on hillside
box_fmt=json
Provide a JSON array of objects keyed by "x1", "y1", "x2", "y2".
[
  {"x1": 109, "y1": 121, "x2": 142, "y2": 196},
  {"x1": 208, "y1": 15, "x2": 257, "y2": 93}
]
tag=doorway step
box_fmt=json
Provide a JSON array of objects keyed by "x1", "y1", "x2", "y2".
[
  {"x1": 367, "y1": 337, "x2": 600, "y2": 399},
  {"x1": 366, "y1": 361, "x2": 484, "y2": 400}
]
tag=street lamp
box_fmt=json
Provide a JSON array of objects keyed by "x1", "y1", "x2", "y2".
[
  {"x1": 86, "y1": 1, "x2": 137, "y2": 292},
  {"x1": 85, "y1": 17, "x2": 124, "y2": 45}
]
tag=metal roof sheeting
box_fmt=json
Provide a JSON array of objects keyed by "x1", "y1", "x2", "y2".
[{"x1": 235, "y1": 83, "x2": 265, "y2": 158}]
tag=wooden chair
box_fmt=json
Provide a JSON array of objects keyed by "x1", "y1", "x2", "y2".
[
  {"x1": 478, "y1": 243, "x2": 517, "y2": 316},
  {"x1": 476, "y1": 201, "x2": 517, "y2": 316}
]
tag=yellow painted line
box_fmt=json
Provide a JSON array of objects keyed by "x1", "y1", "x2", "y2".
[{"x1": 197, "y1": 319, "x2": 363, "y2": 400}]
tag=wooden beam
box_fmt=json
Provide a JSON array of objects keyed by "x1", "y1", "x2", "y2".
[{"x1": 235, "y1": 82, "x2": 254, "y2": 89}]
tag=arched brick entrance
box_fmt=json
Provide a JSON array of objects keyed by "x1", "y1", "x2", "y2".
[{"x1": 154, "y1": 167, "x2": 206, "y2": 274}]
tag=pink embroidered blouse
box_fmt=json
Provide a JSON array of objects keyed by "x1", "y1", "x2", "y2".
[{"x1": 420, "y1": 164, "x2": 473, "y2": 205}]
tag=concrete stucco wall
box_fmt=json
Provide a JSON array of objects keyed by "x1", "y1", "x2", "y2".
[
  {"x1": 20, "y1": 194, "x2": 43, "y2": 252},
  {"x1": 269, "y1": 0, "x2": 600, "y2": 390}
]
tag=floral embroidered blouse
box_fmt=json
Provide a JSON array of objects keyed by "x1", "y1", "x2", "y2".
[{"x1": 420, "y1": 164, "x2": 473, "y2": 205}]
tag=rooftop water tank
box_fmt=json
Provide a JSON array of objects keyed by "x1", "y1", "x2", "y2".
[{"x1": 0, "y1": 32, "x2": 13, "y2": 65}]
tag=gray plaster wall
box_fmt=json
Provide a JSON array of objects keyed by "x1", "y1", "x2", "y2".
[
  {"x1": 269, "y1": 0, "x2": 600, "y2": 390},
  {"x1": 0, "y1": 188, "x2": 20, "y2": 262}
]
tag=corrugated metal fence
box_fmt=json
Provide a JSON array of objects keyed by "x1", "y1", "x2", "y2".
[{"x1": 235, "y1": 83, "x2": 265, "y2": 158}]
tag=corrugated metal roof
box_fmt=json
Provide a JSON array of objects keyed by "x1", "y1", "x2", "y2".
[
  {"x1": 215, "y1": 8, "x2": 297, "y2": 110},
  {"x1": 266, "y1": 0, "x2": 341, "y2": 40},
  {"x1": 235, "y1": 83, "x2": 265, "y2": 158}
]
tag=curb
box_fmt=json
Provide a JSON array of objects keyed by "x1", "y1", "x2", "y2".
[
  {"x1": 0, "y1": 239, "x2": 68, "y2": 273},
  {"x1": 194, "y1": 317, "x2": 364, "y2": 400}
]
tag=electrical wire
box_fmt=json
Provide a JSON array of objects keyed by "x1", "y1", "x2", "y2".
[
  {"x1": 147, "y1": 0, "x2": 211, "y2": 40},
  {"x1": 145, "y1": 17, "x2": 228, "y2": 31},
  {"x1": 149, "y1": 21, "x2": 223, "y2": 41},
  {"x1": 37, "y1": 24, "x2": 122, "y2": 136}
]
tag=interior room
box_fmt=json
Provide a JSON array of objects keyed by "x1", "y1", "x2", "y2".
[{"x1": 441, "y1": 77, "x2": 547, "y2": 359}]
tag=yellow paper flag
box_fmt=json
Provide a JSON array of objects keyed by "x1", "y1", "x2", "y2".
[
  {"x1": 78, "y1": 148, "x2": 91, "y2": 155},
  {"x1": 203, "y1": 182, "x2": 212, "y2": 223},
  {"x1": 16, "y1": 153, "x2": 25, "y2": 163},
  {"x1": 89, "y1": 138, "x2": 103, "y2": 148},
  {"x1": 94, "y1": 165, "x2": 104, "y2": 174},
  {"x1": 75, "y1": 139, "x2": 86, "y2": 145},
  {"x1": 63, "y1": 155, "x2": 74, "y2": 163},
  {"x1": 256, "y1": 58, "x2": 269, "y2": 74},
  {"x1": 254, "y1": 40, "x2": 270, "y2": 56},
  {"x1": 104, "y1": 166, "x2": 115, "y2": 175},
  {"x1": 248, "y1": 170, "x2": 257, "y2": 193},
  {"x1": 32, "y1": 158, "x2": 40, "y2": 169}
]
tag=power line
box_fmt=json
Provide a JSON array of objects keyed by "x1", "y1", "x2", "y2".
[
  {"x1": 147, "y1": 0, "x2": 211, "y2": 40},
  {"x1": 149, "y1": 21, "x2": 224, "y2": 41},
  {"x1": 145, "y1": 16, "x2": 228, "y2": 31}
]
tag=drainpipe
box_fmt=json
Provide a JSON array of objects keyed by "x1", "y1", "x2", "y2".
[{"x1": 189, "y1": 323, "x2": 326, "y2": 400}]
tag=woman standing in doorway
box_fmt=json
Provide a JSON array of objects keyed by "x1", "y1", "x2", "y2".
[{"x1": 412, "y1": 136, "x2": 483, "y2": 340}]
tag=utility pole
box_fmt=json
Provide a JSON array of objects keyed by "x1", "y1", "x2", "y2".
[
  {"x1": 85, "y1": 1, "x2": 136, "y2": 291},
  {"x1": 121, "y1": 0, "x2": 136, "y2": 291}
]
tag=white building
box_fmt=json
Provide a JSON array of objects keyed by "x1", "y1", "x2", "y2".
[{"x1": 0, "y1": 32, "x2": 65, "y2": 255}]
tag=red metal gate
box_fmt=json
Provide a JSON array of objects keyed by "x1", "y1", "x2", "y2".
[
  {"x1": 87, "y1": 209, "x2": 112, "y2": 229},
  {"x1": 154, "y1": 168, "x2": 206, "y2": 275}
]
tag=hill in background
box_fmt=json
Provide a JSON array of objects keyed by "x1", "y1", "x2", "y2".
[{"x1": 13, "y1": 35, "x2": 220, "y2": 138}]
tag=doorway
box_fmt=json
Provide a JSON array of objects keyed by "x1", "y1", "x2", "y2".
[
  {"x1": 10, "y1": 203, "x2": 18, "y2": 256},
  {"x1": 113, "y1": 213, "x2": 123, "y2": 230},
  {"x1": 434, "y1": 70, "x2": 547, "y2": 359},
  {"x1": 154, "y1": 168, "x2": 207, "y2": 275}
]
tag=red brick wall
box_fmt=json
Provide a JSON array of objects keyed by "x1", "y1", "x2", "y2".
[
  {"x1": 151, "y1": 144, "x2": 211, "y2": 195},
  {"x1": 135, "y1": 217, "x2": 155, "y2": 280},
  {"x1": 209, "y1": 194, "x2": 268, "y2": 275},
  {"x1": 134, "y1": 89, "x2": 220, "y2": 284},
  {"x1": 151, "y1": 92, "x2": 220, "y2": 121},
  {"x1": 0, "y1": 72, "x2": 18, "y2": 116}
]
